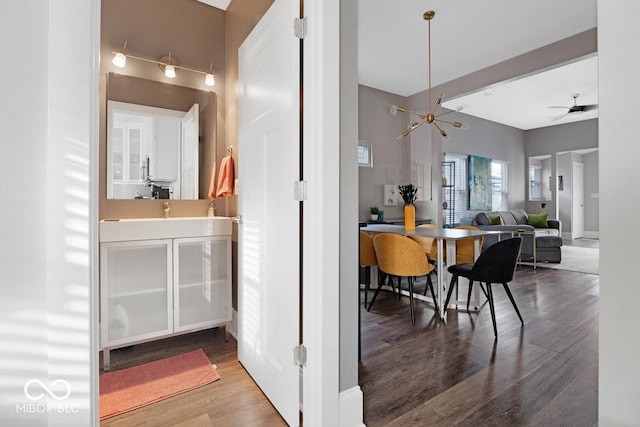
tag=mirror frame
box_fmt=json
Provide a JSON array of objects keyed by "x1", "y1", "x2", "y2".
[{"x1": 106, "y1": 72, "x2": 217, "y2": 200}]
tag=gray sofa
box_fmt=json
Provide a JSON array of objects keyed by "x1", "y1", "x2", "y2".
[{"x1": 460, "y1": 208, "x2": 562, "y2": 263}]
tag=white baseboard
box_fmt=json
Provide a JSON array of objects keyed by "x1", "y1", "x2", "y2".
[
  {"x1": 562, "y1": 231, "x2": 600, "y2": 240},
  {"x1": 340, "y1": 386, "x2": 364, "y2": 427}
]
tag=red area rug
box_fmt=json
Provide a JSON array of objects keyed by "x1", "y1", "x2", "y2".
[{"x1": 99, "y1": 348, "x2": 220, "y2": 420}]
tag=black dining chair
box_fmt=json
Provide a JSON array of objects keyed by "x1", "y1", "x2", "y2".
[{"x1": 445, "y1": 237, "x2": 523, "y2": 337}]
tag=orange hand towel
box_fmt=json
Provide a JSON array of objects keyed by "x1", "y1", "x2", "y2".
[
  {"x1": 215, "y1": 155, "x2": 235, "y2": 198},
  {"x1": 207, "y1": 161, "x2": 217, "y2": 199}
]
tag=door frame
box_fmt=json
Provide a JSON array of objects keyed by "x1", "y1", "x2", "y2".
[{"x1": 572, "y1": 161, "x2": 585, "y2": 239}]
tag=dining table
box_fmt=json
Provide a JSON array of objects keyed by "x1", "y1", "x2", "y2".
[{"x1": 360, "y1": 224, "x2": 502, "y2": 321}]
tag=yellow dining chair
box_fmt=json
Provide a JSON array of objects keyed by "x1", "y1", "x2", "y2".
[
  {"x1": 360, "y1": 231, "x2": 378, "y2": 308},
  {"x1": 409, "y1": 224, "x2": 438, "y2": 263},
  {"x1": 370, "y1": 233, "x2": 438, "y2": 325},
  {"x1": 454, "y1": 225, "x2": 484, "y2": 264}
]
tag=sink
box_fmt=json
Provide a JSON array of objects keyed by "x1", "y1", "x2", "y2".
[{"x1": 99, "y1": 216, "x2": 232, "y2": 242}]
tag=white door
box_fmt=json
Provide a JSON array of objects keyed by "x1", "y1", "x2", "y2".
[
  {"x1": 181, "y1": 103, "x2": 199, "y2": 199},
  {"x1": 237, "y1": 0, "x2": 301, "y2": 425},
  {"x1": 572, "y1": 162, "x2": 584, "y2": 239}
]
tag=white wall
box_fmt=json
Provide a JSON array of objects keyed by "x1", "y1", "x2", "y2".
[
  {"x1": 598, "y1": 2, "x2": 640, "y2": 425},
  {"x1": 0, "y1": 0, "x2": 97, "y2": 425}
]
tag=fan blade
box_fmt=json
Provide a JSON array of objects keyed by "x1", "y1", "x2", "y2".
[
  {"x1": 581, "y1": 104, "x2": 598, "y2": 112},
  {"x1": 548, "y1": 106, "x2": 570, "y2": 109},
  {"x1": 551, "y1": 113, "x2": 568, "y2": 122}
]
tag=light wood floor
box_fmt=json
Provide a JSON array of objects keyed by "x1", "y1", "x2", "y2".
[
  {"x1": 99, "y1": 328, "x2": 287, "y2": 427},
  {"x1": 99, "y1": 264, "x2": 598, "y2": 426}
]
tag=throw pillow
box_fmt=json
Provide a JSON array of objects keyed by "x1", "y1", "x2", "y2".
[
  {"x1": 527, "y1": 213, "x2": 549, "y2": 228},
  {"x1": 474, "y1": 212, "x2": 491, "y2": 225},
  {"x1": 488, "y1": 214, "x2": 503, "y2": 225}
]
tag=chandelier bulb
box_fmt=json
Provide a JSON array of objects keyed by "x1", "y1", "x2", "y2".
[{"x1": 205, "y1": 73, "x2": 215, "y2": 87}]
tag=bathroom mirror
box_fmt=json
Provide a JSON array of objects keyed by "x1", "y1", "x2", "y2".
[{"x1": 106, "y1": 73, "x2": 216, "y2": 200}]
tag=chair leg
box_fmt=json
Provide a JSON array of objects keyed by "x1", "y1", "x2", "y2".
[
  {"x1": 364, "y1": 266, "x2": 370, "y2": 308},
  {"x1": 444, "y1": 274, "x2": 458, "y2": 310},
  {"x1": 485, "y1": 282, "x2": 498, "y2": 337},
  {"x1": 367, "y1": 277, "x2": 384, "y2": 311},
  {"x1": 408, "y1": 277, "x2": 415, "y2": 326},
  {"x1": 502, "y1": 282, "x2": 524, "y2": 324},
  {"x1": 466, "y1": 280, "x2": 474, "y2": 312},
  {"x1": 426, "y1": 274, "x2": 439, "y2": 316}
]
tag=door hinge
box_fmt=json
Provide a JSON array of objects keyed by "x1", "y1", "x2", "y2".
[
  {"x1": 294, "y1": 180, "x2": 307, "y2": 202},
  {"x1": 293, "y1": 344, "x2": 307, "y2": 367},
  {"x1": 294, "y1": 16, "x2": 308, "y2": 39}
]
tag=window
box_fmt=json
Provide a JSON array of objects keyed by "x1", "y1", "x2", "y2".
[
  {"x1": 358, "y1": 140, "x2": 373, "y2": 168},
  {"x1": 444, "y1": 153, "x2": 467, "y2": 225},
  {"x1": 445, "y1": 153, "x2": 509, "y2": 225},
  {"x1": 491, "y1": 160, "x2": 508, "y2": 211}
]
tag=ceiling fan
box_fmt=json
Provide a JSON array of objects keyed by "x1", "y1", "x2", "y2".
[{"x1": 549, "y1": 94, "x2": 598, "y2": 121}]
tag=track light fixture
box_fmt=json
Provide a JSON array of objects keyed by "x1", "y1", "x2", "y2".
[{"x1": 112, "y1": 42, "x2": 215, "y2": 87}]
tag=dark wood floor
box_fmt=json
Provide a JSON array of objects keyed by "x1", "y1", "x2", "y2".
[
  {"x1": 360, "y1": 265, "x2": 599, "y2": 426},
  {"x1": 99, "y1": 263, "x2": 598, "y2": 426}
]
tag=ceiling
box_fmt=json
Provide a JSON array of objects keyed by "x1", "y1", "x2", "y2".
[
  {"x1": 196, "y1": 0, "x2": 231, "y2": 11},
  {"x1": 358, "y1": 0, "x2": 598, "y2": 130}
]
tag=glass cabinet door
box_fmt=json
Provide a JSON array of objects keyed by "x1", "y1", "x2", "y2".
[
  {"x1": 174, "y1": 236, "x2": 231, "y2": 332},
  {"x1": 100, "y1": 239, "x2": 172, "y2": 347}
]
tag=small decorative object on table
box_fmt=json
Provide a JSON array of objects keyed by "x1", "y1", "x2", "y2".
[
  {"x1": 369, "y1": 206, "x2": 380, "y2": 221},
  {"x1": 398, "y1": 184, "x2": 418, "y2": 229}
]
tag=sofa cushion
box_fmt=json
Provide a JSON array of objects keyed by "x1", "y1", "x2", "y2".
[
  {"x1": 475, "y1": 212, "x2": 491, "y2": 225},
  {"x1": 535, "y1": 228, "x2": 559, "y2": 237},
  {"x1": 536, "y1": 235, "x2": 563, "y2": 248},
  {"x1": 488, "y1": 214, "x2": 503, "y2": 225},
  {"x1": 510, "y1": 208, "x2": 528, "y2": 225},
  {"x1": 498, "y1": 211, "x2": 517, "y2": 225},
  {"x1": 528, "y1": 213, "x2": 549, "y2": 228}
]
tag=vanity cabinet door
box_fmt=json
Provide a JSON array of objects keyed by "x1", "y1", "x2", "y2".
[
  {"x1": 173, "y1": 236, "x2": 231, "y2": 332},
  {"x1": 100, "y1": 239, "x2": 173, "y2": 348}
]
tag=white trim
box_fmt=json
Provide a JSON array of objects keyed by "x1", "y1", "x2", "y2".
[
  {"x1": 89, "y1": 0, "x2": 101, "y2": 423},
  {"x1": 302, "y1": 0, "x2": 342, "y2": 425},
  {"x1": 583, "y1": 231, "x2": 600, "y2": 239},
  {"x1": 339, "y1": 386, "x2": 365, "y2": 427}
]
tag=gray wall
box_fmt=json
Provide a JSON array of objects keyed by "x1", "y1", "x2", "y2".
[
  {"x1": 524, "y1": 119, "x2": 599, "y2": 235},
  {"x1": 358, "y1": 83, "x2": 527, "y2": 225},
  {"x1": 358, "y1": 85, "x2": 411, "y2": 220},
  {"x1": 435, "y1": 111, "x2": 527, "y2": 214},
  {"x1": 340, "y1": 0, "x2": 359, "y2": 392}
]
